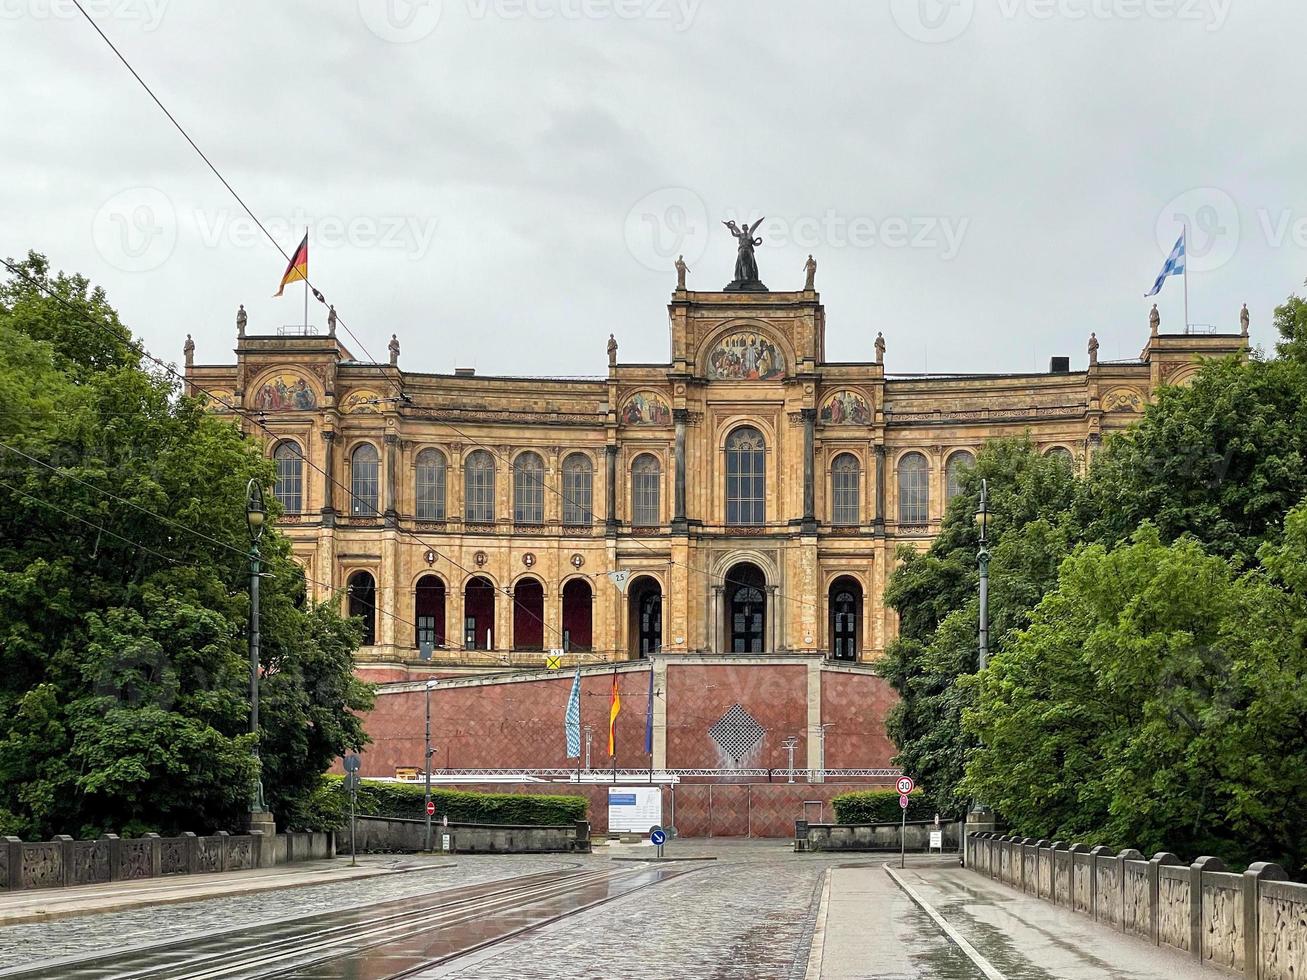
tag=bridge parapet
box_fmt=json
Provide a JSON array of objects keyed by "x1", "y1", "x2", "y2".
[{"x1": 966, "y1": 832, "x2": 1303, "y2": 979}]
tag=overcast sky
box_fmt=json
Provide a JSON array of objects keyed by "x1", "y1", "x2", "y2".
[{"x1": 4, "y1": 0, "x2": 1305, "y2": 378}]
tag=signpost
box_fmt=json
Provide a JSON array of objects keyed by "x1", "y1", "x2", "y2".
[
  {"x1": 895, "y1": 775, "x2": 915, "y2": 869},
  {"x1": 343, "y1": 755, "x2": 361, "y2": 867},
  {"x1": 650, "y1": 824, "x2": 667, "y2": 859}
]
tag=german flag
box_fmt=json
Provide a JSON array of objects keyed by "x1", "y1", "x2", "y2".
[
  {"x1": 274, "y1": 233, "x2": 308, "y2": 297},
  {"x1": 608, "y1": 671, "x2": 621, "y2": 756}
]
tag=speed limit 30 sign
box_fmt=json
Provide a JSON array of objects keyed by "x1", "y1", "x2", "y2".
[{"x1": 896, "y1": 776, "x2": 915, "y2": 795}]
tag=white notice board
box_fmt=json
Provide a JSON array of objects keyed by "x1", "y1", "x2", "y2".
[{"x1": 607, "y1": 786, "x2": 663, "y2": 833}]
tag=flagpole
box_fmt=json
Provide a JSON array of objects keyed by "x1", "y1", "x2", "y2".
[
  {"x1": 303, "y1": 229, "x2": 309, "y2": 333},
  {"x1": 1182, "y1": 222, "x2": 1189, "y2": 333}
]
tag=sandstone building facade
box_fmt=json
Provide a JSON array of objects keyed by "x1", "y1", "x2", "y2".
[{"x1": 185, "y1": 279, "x2": 1247, "y2": 681}]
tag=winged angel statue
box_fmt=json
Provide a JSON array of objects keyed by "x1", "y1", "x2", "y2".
[{"x1": 723, "y1": 217, "x2": 765, "y2": 285}]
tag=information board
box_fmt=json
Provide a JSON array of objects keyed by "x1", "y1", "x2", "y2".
[{"x1": 607, "y1": 786, "x2": 663, "y2": 833}]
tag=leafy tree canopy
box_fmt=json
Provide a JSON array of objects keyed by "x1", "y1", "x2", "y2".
[{"x1": 0, "y1": 252, "x2": 372, "y2": 839}]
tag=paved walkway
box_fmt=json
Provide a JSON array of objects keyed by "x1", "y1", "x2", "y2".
[
  {"x1": 0, "y1": 855, "x2": 431, "y2": 926},
  {"x1": 811, "y1": 859, "x2": 1212, "y2": 979}
]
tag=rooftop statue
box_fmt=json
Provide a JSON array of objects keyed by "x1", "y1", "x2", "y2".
[{"x1": 722, "y1": 217, "x2": 768, "y2": 292}]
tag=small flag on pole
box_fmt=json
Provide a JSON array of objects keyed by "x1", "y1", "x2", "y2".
[
  {"x1": 1146, "y1": 231, "x2": 1185, "y2": 297},
  {"x1": 274, "y1": 232, "x2": 309, "y2": 297},
  {"x1": 608, "y1": 671, "x2": 621, "y2": 756},
  {"x1": 564, "y1": 668, "x2": 582, "y2": 759},
  {"x1": 644, "y1": 668, "x2": 654, "y2": 755}
]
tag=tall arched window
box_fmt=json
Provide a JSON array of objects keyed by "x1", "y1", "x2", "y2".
[
  {"x1": 897, "y1": 452, "x2": 929, "y2": 524},
  {"x1": 946, "y1": 450, "x2": 975, "y2": 503},
  {"x1": 273, "y1": 441, "x2": 303, "y2": 514},
  {"x1": 464, "y1": 450, "x2": 495, "y2": 524},
  {"x1": 347, "y1": 571, "x2": 376, "y2": 646},
  {"x1": 725, "y1": 426, "x2": 766, "y2": 526},
  {"x1": 561, "y1": 453, "x2": 593, "y2": 526},
  {"x1": 513, "y1": 452, "x2": 545, "y2": 525},
  {"x1": 831, "y1": 453, "x2": 860, "y2": 526},
  {"x1": 415, "y1": 449, "x2": 446, "y2": 521},
  {"x1": 350, "y1": 443, "x2": 380, "y2": 516},
  {"x1": 631, "y1": 454, "x2": 661, "y2": 527}
]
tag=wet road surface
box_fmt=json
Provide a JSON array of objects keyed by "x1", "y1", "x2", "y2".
[{"x1": 0, "y1": 864, "x2": 696, "y2": 979}]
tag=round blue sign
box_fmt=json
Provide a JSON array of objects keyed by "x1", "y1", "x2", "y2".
[{"x1": 650, "y1": 828, "x2": 667, "y2": 846}]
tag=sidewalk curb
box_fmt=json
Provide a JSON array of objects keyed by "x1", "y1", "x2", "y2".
[
  {"x1": 803, "y1": 868, "x2": 832, "y2": 980},
  {"x1": 883, "y1": 863, "x2": 1008, "y2": 980}
]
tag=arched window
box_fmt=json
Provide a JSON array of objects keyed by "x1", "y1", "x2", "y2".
[
  {"x1": 347, "y1": 571, "x2": 376, "y2": 646},
  {"x1": 725, "y1": 426, "x2": 766, "y2": 526},
  {"x1": 272, "y1": 441, "x2": 303, "y2": 514},
  {"x1": 631, "y1": 454, "x2": 661, "y2": 527},
  {"x1": 1045, "y1": 446, "x2": 1075, "y2": 468},
  {"x1": 829, "y1": 575, "x2": 863, "y2": 661},
  {"x1": 831, "y1": 453, "x2": 860, "y2": 526},
  {"x1": 628, "y1": 576, "x2": 662, "y2": 656},
  {"x1": 946, "y1": 450, "x2": 975, "y2": 503},
  {"x1": 513, "y1": 452, "x2": 545, "y2": 525},
  {"x1": 562, "y1": 578, "x2": 593, "y2": 652},
  {"x1": 724, "y1": 562, "x2": 767, "y2": 653},
  {"x1": 350, "y1": 443, "x2": 380, "y2": 517},
  {"x1": 561, "y1": 454, "x2": 593, "y2": 526},
  {"x1": 415, "y1": 449, "x2": 446, "y2": 521},
  {"x1": 414, "y1": 574, "x2": 445, "y2": 653},
  {"x1": 897, "y1": 452, "x2": 929, "y2": 525},
  {"x1": 463, "y1": 576, "x2": 495, "y2": 650},
  {"x1": 464, "y1": 450, "x2": 495, "y2": 524}
]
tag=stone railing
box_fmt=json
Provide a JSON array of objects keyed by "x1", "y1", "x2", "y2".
[
  {"x1": 349, "y1": 816, "x2": 590, "y2": 855},
  {"x1": 966, "y1": 833, "x2": 1307, "y2": 979},
  {"x1": 801, "y1": 820, "x2": 963, "y2": 853},
  {"x1": 1, "y1": 830, "x2": 334, "y2": 892}
]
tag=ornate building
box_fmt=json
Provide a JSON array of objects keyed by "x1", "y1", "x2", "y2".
[{"x1": 186, "y1": 271, "x2": 1247, "y2": 681}]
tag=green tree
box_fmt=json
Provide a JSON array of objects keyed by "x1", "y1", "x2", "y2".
[
  {"x1": 0, "y1": 252, "x2": 371, "y2": 838},
  {"x1": 964, "y1": 526, "x2": 1307, "y2": 871},
  {"x1": 881, "y1": 438, "x2": 1079, "y2": 816}
]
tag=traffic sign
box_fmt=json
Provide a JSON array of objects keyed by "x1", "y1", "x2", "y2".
[
  {"x1": 899, "y1": 794, "x2": 910, "y2": 809},
  {"x1": 343, "y1": 755, "x2": 361, "y2": 773},
  {"x1": 545, "y1": 654, "x2": 563, "y2": 670},
  {"x1": 650, "y1": 826, "x2": 667, "y2": 846},
  {"x1": 896, "y1": 776, "x2": 915, "y2": 795},
  {"x1": 426, "y1": 801, "x2": 436, "y2": 816}
]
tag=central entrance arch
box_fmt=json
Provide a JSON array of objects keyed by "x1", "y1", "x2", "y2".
[
  {"x1": 627, "y1": 576, "x2": 662, "y2": 657},
  {"x1": 724, "y1": 561, "x2": 767, "y2": 653}
]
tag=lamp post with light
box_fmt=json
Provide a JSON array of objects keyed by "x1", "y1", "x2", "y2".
[
  {"x1": 967, "y1": 478, "x2": 995, "y2": 843},
  {"x1": 245, "y1": 478, "x2": 269, "y2": 818},
  {"x1": 424, "y1": 679, "x2": 437, "y2": 851}
]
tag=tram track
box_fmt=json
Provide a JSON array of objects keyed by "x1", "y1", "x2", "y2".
[{"x1": 1, "y1": 863, "x2": 697, "y2": 980}]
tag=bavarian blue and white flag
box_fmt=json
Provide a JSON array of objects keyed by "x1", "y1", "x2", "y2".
[
  {"x1": 564, "y1": 668, "x2": 582, "y2": 758},
  {"x1": 1146, "y1": 231, "x2": 1186, "y2": 297}
]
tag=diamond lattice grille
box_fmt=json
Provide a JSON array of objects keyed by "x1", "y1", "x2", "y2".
[{"x1": 709, "y1": 704, "x2": 766, "y2": 761}]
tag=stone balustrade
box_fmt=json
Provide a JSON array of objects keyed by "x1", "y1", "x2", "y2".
[
  {"x1": 966, "y1": 833, "x2": 1306, "y2": 979},
  {"x1": 0, "y1": 830, "x2": 334, "y2": 892}
]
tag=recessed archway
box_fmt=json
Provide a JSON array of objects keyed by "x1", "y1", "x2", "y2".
[
  {"x1": 414, "y1": 574, "x2": 446, "y2": 654},
  {"x1": 828, "y1": 575, "x2": 863, "y2": 661},
  {"x1": 463, "y1": 576, "x2": 495, "y2": 650},
  {"x1": 562, "y1": 578, "x2": 593, "y2": 652},
  {"x1": 627, "y1": 575, "x2": 662, "y2": 658},
  {"x1": 512, "y1": 577, "x2": 545, "y2": 651},
  {"x1": 724, "y1": 561, "x2": 767, "y2": 653}
]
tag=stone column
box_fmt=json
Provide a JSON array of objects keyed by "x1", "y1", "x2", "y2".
[
  {"x1": 873, "y1": 445, "x2": 886, "y2": 535},
  {"x1": 321, "y1": 430, "x2": 336, "y2": 522},
  {"x1": 710, "y1": 585, "x2": 723, "y2": 653},
  {"x1": 383, "y1": 433, "x2": 399, "y2": 527},
  {"x1": 767, "y1": 585, "x2": 779, "y2": 652},
  {"x1": 605, "y1": 444, "x2": 618, "y2": 534},
  {"x1": 672, "y1": 409, "x2": 688, "y2": 532},
  {"x1": 802, "y1": 408, "x2": 817, "y2": 532}
]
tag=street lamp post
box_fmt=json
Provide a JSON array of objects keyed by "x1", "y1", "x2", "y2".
[
  {"x1": 245, "y1": 478, "x2": 268, "y2": 816},
  {"x1": 424, "y1": 679, "x2": 437, "y2": 852},
  {"x1": 969, "y1": 478, "x2": 994, "y2": 832},
  {"x1": 782, "y1": 736, "x2": 798, "y2": 784}
]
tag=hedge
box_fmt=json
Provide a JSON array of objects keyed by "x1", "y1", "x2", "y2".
[
  {"x1": 320, "y1": 776, "x2": 587, "y2": 827},
  {"x1": 831, "y1": 789, "x2": 938, "y2": 824}
]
